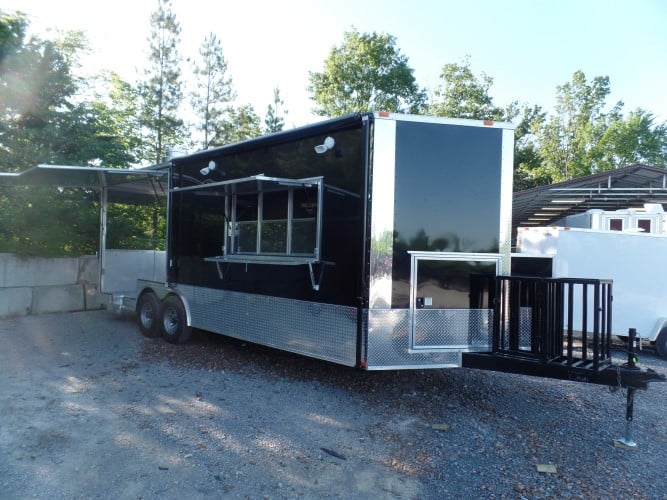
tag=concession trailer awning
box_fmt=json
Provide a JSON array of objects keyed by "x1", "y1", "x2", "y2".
[{"x1": 0, "y1": 164, "x2": 168, "y2": 204}]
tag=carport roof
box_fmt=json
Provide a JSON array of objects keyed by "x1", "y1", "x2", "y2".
[{"x1": 513, "y1": 164, "x2": 667, "y2": 228}]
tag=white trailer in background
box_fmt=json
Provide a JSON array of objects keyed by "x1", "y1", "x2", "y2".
[
  {"x1": 558, "y1": 203, "x2": 667, "y2": 234},
  {"x1": 516, "y1": 223, "x2": 667, "y2": 358}
]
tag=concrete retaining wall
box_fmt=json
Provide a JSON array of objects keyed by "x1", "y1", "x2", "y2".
[{"x1": 0, "y1": 254, "x2": 104, "y2": 318}]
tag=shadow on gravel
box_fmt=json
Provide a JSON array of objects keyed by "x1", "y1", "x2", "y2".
[
  {"x1": 3, "y1": 311, "x2": 666, "y2": 499},
  {"x1": 140, "y1": 323, "x2": 667, "y2": 498},
  {"x1": 141, "y1": 327, "x2": 664, "y2": 415}
]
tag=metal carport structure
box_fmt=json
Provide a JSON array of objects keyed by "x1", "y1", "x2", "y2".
[{"x1": 513, "y1": 164, "x2": 667, "y2": 231}]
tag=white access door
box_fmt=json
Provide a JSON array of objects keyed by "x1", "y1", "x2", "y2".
[{"x1": 408, "y1": 252, "x2": 500, "y2": 352}]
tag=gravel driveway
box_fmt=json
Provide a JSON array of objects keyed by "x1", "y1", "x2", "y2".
[{"x1": 1, "y1": 310, "x2": 666, "y2": 499}]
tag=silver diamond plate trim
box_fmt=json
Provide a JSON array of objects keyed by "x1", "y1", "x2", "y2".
[
  {"x1": 519, "y1": 307, "x2": 532, "y2": 350},
  {"x1": 413, "y1": 308, "x2": 492, "y2": 349},
  {"x1": 498, "y1": 307, "x2": 533, "y2": 351},
  {"x1": 360, "y1": 308, "x2": 369, "y2": 362},
  {"x1": 178, "y1": 285, "x2": 358, "y2": 366},
  {"x1": 366, "y1": 309, "x2": 462, "y2": 368}
]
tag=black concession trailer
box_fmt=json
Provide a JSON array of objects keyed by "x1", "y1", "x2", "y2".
[
  {"x1": 2, "y1": 112, "x2": 663, "y2": 445},
  {"x1": 138, "y1": 112, "x2": 516, "y2": 369}
]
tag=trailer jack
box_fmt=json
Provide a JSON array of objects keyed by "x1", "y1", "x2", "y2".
[
  {"x1": 613, "y1": 328, "x2": 641, "y2": 450},
  {"x1": 613, "y1": 387, "x2": 637, "y2": 449},
  {"x1": 463, "y1": 277, "x2": 665, "y2": 447}
]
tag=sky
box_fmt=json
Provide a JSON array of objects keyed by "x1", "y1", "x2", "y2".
[{"x1": 3, "y1": 0, "x2": 667, "y2": 128}]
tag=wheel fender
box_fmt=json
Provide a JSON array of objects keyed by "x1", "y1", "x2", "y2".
[
  {"x1": 136, "y1": 288, "x2": 158, "y2": 313},
  {"x1": 165, "y1": 290, "x2": 192, "y2": 328},
  {"x1": 136, "y1": 285, "x2": 193, "y2": 328},
  {"x1": 136, "y1": 284, "x2": 169, "y2": 309}
]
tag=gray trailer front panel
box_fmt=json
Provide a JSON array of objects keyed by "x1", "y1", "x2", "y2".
[{"x1": 364, "y1": 116, "x2": 513, "y2": 368}]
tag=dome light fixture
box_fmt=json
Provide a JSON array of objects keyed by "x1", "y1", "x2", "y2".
[
  {"x1": 314, "y1": 136, "x2": 335, "y2": 154},
  {"x1": 200, "y1": 160, "x2": 217, "y2": 176}
]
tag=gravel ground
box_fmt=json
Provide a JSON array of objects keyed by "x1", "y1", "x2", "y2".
[{"x1": 1, "y1": 310, "x2": 666, "y2": 499}]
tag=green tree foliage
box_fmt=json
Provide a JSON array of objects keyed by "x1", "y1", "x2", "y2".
[
  {"x1": 518, "y1": 71, "x2": 667, "y2": 186},
  {"x1": 536, "y1": 71, "x2": 614, "y2": 181},
  {"x1": 138, "y1": 0, "x2": 184, "y2": 164},
  {"x1": 0, "y1": 11, "x2": 160, "y2": 256},
  {"x1": 191, "y1": 32, "x2": 235, "y2": 149},
  {"x1": 1, "y1": 24, "x2": 135, "y2": 170},
  {"x1": 0, "y1": 187, "x2": 100, "y2": 256},
  {"x1": 0, "y1": 9, "x2": 26, "y2": 64},
  {"x1": 308, "y1": 28, "x2": 425, "y2": 117},
  {"x1": 513, "y1": 104, "x2": 549, "y2": 190},
  {"x1": 87, "y1": 71, "x2": 144, "y2": 166},
  {"x1": 0, "y1": 13, "x2": 97, "y2": 256},
  {"x1": 264, "y1": 87, "x2": 287, "y2": 134},
  {"x1": 429, "y1": 56, "x2": 509, "y2": 121},
  {"x1": 217, "y1": 104, "x2": 262, "y2": 143},
  {"x1": 107, "y1": 199, "x2": 167, "y2": 251},
  {"x1": 0, "y1": 21, "x2": 82, "y2": 169},
  {"x1": 595, "y1": 109, "x2": 667, "y2": 170}
]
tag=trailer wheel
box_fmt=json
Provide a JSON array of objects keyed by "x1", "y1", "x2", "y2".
[
  {"x1": 655, "y1": 327, "x2": 667, "y2": 359},
  {"x1": 160, "y1": 296, "x2": 191, "y2": 344},
  {"x1": 137, "y1": 292, "x2": 161, "y2": 338}
]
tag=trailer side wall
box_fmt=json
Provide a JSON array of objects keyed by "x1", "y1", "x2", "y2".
[
  {"x1": 162, "y1": 116, "x2": 369, "y2": 366},
  {"x1": 169, "y1": 120, "x2": 367, "y2": 306}
]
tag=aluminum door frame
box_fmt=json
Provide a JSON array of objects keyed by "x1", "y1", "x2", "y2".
[{"x1": 408, "y1": 251, "x2": 501, "y2": 352}]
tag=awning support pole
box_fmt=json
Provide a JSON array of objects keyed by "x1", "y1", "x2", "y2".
[{"x1": 98, "y1": 171, "x2": 108, "y2": 294}]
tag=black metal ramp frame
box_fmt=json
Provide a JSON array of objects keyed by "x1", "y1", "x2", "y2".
[{"x1": 462, "y1": 276, "x2": 666, "y2": 390}]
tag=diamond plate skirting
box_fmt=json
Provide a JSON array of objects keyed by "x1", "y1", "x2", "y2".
[
  {"x1": 176, "y1": 285, "x2": 494, "y2": 370},
  {"x1": 178, "y1": 285, "x2": 358, "y2": 366},
  {"x1": 366, "y1": 309, "x2": 464, "y2": 369},
  {"x1": 413, "y1": 308, "x2": 493, "y2": 349}
]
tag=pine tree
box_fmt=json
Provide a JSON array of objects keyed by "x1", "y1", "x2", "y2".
[
  {"x1": 138, "y1": 0, "x2": 183, "y2": 164},
  {"x1": 191, "y1": 32, "x2": 235, "y2": 149},
  {"x1": 264, "y1": 87, "x2": 287, "y2": 134}
]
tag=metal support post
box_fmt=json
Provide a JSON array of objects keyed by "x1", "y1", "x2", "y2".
[{"x1": 614, "y1": 328, "x2": 638, "y2": 449}]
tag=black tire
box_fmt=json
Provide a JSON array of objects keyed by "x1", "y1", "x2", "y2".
[
  {"x1": 160, "y1": 296, "x2": 192, "y2": 344},
  {"x1": 655, "y1": 327, "x2": 667, "y2": 359},
  {"x1": 137, "y1": 292, "x2": 161, "y2": 338}
]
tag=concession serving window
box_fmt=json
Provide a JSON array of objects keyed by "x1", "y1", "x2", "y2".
[{"x1": 173, "y1": 174, "x2": 329, "y2": 290}]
